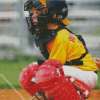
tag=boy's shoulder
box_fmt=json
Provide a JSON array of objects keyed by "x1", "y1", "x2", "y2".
[
  {"x1": 57, "y1": 29, "x2": 69, "y2": 38},
  {"x1": 50, "y1": 28, "x2": 70, "y2": 43}
]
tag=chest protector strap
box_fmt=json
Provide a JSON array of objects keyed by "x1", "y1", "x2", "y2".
[{"x1": 64, "y1": 28, "x2": 88, "y2": 66}]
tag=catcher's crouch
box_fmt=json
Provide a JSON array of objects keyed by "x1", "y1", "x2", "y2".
[{"x1": 19, "y1": 0, "x2": 99, "y2": 99}]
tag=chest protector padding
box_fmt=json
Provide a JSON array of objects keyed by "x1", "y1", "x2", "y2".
[{"x1": 35, "y1": 30, "x2": 57, "y2": 59}]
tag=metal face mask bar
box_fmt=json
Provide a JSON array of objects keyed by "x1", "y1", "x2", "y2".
[
  {"x1": 24, "y1": 0, "x2": 46, "y2": 11},
  {"x1": 25, "y1": 8, "x2": 47, "y2": 35}
]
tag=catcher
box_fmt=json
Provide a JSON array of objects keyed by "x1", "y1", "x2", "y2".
[{"x1": 19, "y1": 0, "x2": 99, "y2": 99}]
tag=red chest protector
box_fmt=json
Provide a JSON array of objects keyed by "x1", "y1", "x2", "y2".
[{"x1": 35, "y1": 60, "x2": 82, "y2": 100}]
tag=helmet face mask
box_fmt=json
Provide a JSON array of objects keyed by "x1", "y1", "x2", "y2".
[
  {"x1": 25, "y1": 9, "x2": 48, "y2": 35},
  {"x1": 24, "y1": 0, "x2": 46, "y2": 11},
  {"x1": 24, "y1": 0, "x2": 69, "y2": 35}
]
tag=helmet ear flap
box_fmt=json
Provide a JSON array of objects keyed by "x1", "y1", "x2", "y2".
[
  {"x1": 46, "y1": 0, "x2": 68, "y2": 24},
  {"x1": 52, "y1": 13, "x2": 63, "y2": 21},
  {"x1": 57, "y1": 15, "x2": 63, "y2": 21}
]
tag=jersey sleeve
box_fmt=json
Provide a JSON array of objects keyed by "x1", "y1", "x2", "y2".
[{"x1": 47, "y1": 30, "x2": 68, "y2": 64}]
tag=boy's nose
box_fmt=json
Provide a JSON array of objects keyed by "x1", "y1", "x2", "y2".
[
  {"x1": 32, "y1": 17, "x2": 38, "y2": 22},
  {"x1": 32, "y1": 14, "x2": 38, "y2": 23}
]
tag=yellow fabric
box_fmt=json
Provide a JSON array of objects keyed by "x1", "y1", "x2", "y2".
[
  {"x1": 39, "y1": 0, "x2": 47, "y2": 6},
  {"x1": 47, "y1": 29, "x2": 99, "y2": 71}
]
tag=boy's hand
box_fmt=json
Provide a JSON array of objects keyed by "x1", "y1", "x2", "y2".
[{"x1": 93, "y1": 57, "x2": 100, "y2": 69}]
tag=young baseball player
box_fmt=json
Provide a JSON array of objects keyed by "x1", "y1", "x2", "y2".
[{"x1": 19, "y1": 0, "x2": 99, "y2": 99}]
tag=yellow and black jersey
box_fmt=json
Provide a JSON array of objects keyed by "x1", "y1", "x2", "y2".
[{"x1": 47, "y1": 29, "x2": 99, "y2": 71}]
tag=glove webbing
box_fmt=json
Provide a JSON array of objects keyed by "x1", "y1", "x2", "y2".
[{"x1": 32, "y1": 91, "x2": 48, "y2": 100}]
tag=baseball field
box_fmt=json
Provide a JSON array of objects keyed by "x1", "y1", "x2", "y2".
[{"x1": 0, "y1": 55, "x2": 100, "y2": 100}]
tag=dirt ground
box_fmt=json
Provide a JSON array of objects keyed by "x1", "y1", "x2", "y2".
[{"x1": 0, "y1": 89, "x2": 100, "y2": 100}]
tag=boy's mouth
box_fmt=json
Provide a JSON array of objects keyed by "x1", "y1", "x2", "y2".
[{"x1": 34, "y1": 22, "x2": 38, "y2": 25}]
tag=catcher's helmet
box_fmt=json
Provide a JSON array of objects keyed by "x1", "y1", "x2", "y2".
[{"x1": 24, "y1": 0, "x2": 71, "y2": 35}]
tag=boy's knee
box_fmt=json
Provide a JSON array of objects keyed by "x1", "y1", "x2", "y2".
[{"x1": 19, "y1": 62, "x2": 39, "y2": 88}]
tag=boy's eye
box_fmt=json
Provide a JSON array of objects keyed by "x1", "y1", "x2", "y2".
[{"x1": 36, "y1": 11, "x2": 41, "y2": 14}]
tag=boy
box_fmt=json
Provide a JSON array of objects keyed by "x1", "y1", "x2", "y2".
[{"x1": 19, "y1": 0, "x2": 99, "y2": 99}]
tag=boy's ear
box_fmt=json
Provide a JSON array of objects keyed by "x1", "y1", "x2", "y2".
[
  {"x1": 52, "y1": 13, "x2": 56, "y2": 18},
  {"x1": 52, "y1": 13, "x2": 62, "y2": 21}
]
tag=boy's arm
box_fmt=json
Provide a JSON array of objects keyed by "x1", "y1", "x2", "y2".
[{"x1": 93, "y1": 57, "x2": 100, "y2": 69}]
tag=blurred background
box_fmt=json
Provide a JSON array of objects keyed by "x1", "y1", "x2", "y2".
[
  {"x1": 0, "y1": 0, "x2": 100, "y2": 91},
  {"x1": 0, "y1": 0, "x2": 100, "y2": 61}
]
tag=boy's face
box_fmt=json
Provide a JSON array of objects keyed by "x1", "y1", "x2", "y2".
[
  {"x1": 31, "y1": 7, "x2": 47, "y2": 26},
  {"x1": 31, "y1": 9, "x2": 41, "y2": 25}
]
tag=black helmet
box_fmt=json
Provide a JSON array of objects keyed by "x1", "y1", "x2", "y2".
[{"x1": 24, "y1": 0, "x2": 71, "y2": 35}]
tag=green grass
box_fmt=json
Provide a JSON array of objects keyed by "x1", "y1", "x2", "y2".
[
  {"x1": 94, "y1": 70, "x2": 100, "y2": 89},
  {"x1": 0, "y1": 55, "x2": 37, "y2": 90}
]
